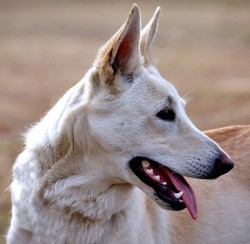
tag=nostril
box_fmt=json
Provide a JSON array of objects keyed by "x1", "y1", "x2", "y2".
[{"x1": 215, "y1": 153, "x2": 234, "y2": 177}]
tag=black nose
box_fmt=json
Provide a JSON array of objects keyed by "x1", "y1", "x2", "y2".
[{"x1": 212, "y1": 153, "x2": 234, "y2": 178}]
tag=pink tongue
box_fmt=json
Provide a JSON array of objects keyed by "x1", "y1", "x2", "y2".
[{"x1": 162, "y1": 168, "x2": 197, "y2": 220}]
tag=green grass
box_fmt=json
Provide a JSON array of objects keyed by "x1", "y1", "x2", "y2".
[{"x1": 0, "y1": 212, "x2": 10, "y2": 243}]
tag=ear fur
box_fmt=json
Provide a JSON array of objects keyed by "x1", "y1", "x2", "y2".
[
  {"x1": 140, "y1": 7, "x2": 161, "y2": 66},
  {"x1": 94, "y1": 4, "x2": 141, "y2": 89}
]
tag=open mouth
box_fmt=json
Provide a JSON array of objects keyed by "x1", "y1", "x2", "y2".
[{"x1": 129, "y1": 157, "x2": 197, "y2": 220}]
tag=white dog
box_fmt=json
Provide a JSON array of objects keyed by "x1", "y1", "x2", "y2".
[{"x1": 8, "y1": 5, "x2": 249, "y2": 244}]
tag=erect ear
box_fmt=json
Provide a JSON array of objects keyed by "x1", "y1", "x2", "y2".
[
  {"x1": 140, "y1": 7, "x2": 161, "y2": 66},
  {"x1": 94, "y1": 4, "x2": 141, "y2": 88}
]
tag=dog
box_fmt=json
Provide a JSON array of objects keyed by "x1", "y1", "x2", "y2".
[
  {"x1": 7, "y1": 5, "x2": 249, "y2": 243},
  {"x1": 168, "y1": 125, "x2": 250, "y2": 243}
]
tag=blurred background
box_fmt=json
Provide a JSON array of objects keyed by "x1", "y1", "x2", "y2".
[{"x1": 0, "y1": 0, "x2": 249, "y2": 242}]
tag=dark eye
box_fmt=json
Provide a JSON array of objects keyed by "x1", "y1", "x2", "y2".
[{"x1": 156, "y1": 108, "x2": 175, "y2": 121}]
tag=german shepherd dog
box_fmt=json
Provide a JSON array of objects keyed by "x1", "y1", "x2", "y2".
[{"x1": 7, "y1": 5, "x2": 250, "y2": 243}]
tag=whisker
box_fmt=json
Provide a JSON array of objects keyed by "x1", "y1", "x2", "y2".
[{"x1": 183, "y1": 89, "x2": 195, "y2": 104}]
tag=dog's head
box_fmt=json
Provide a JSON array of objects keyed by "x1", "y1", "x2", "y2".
[{"x1": 81, "y1": 5, "x2": 233, "y2": 219}]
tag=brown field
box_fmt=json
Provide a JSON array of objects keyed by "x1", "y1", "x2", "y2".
[{"x1": 0, "y1": 0, "x2": 249, "y2": 241}]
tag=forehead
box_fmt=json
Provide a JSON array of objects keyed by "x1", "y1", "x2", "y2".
[{"x1": 133, "y1": 67, "x2": 181, "y2": 105}]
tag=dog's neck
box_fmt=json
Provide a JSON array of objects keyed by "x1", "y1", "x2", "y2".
[
  {"x1": 40, "y1": 164, "x2": 135, "y2": 220},
  {"x1": 15, "y1": 147, "x2": 139, "y2": 242},
  {"x1": 15, "y1": 76, "x2": 145, "y2": 242}
]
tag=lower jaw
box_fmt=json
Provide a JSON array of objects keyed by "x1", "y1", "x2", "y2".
[{"x1": 155, "y1": 190, "x2": 186, "y2": 211}]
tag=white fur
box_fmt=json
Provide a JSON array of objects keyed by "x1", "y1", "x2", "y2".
[{"x1": 7, "y1": 5, "x2": 245, "y2": 244}]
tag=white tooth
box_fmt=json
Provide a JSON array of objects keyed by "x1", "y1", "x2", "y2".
[
  {"x1": 179, "y1": 199, "x2": 184, "y2": 203},
  {"x1": 153, "y1": 175, "x2": 160, "y2": 181},
  {"x1": 146, "y1": 169, "x2": 154, "y2": 175},
  {"x1": 162, "y1": 182, "x2": 167, "y2": 185},
  {"x1": 142, "y1": 160, "x2": 150, "y2": 168},
  {"x1": 174, "y1": 191, "x2": 184, "y2": 199}
]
